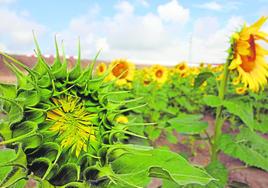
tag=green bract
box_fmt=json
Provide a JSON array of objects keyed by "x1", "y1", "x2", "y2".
[{"x1": 0, "y1": 37, "x2": 214, "y2": 188}]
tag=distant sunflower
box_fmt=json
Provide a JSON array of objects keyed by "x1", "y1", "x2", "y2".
[
  {"x1": 96, "y1": 62, "x2": 107, "y2": 76},
  {"x1": 199, "y1": 62, "x2": 205, "y2": 68},
  {"x1": 108, "y1": 59, "x2": 135, "y2": 87},
  {"x1": 235, "y1": 87, "x2": 247, "y2": 95},
  {"x1": 229, "y1": 16, "x2": 268, "y2": 92},
  {"x1": 142, "y1": 67, "x2": 152, "y2": 86},
  {"x1": 151, "y1": 64, "x2": 168, "y2": 84},
  {"x1": 180, "y1": 71, "x2": 190, "y2": 78},
  {"x1": 232, "y1": 77, "x2": 240, "y2": 86},
  {"x1": 189, "y1": 67, "x2": 200, "y2": 75},
  {"x1": 175, "y1": 62, "x2": 188, "y2": 73},
  {"x1": 116, "y1": 115, "x2": 129, "y2": 124}
]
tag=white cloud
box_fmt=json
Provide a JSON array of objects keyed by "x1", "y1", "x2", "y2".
[
  {"x1": 196, "y1": 1, "x2": 222, "y2": 11},
  {"x1": 55, "y1": 0, "x2": 189, "y2": 64},
  {"x1": 157, "y1": 0, "x2": 189, "y2": 23},
  {"x1": 191, "y1": 16, "x2": 244, "y2": 64},
  {"x1": 56, "y1": 1, "x2": 248, "y2": 65},
  {"x1": 193, "y1": 16, "x2": 219, "y2": 38},
  {"x1": 114, "y1": 1, "x2": 134, "y2": 15},
  {"x1": 0, "y1": 0, "x2": 16, "y2": 4},
  {"x1": 0, "y1": 8, "x2": 46, "y2": 53},
  {"x1": 137, "y1": 0, "x2": 149, "y2": 7}
]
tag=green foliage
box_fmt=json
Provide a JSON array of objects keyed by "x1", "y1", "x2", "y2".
[
  {"x1": 111, "y1": 147, "x2": 214, "y2": 187},
  {"x1": 168, "y1": 114, "x2": 208, "y2": 134},
  {"x1": 223, "y1": 99, "x2": 254, "y2": 130},
  {"x1": 194, "y1": 72, "x2": 214, "y2": 88},
  {"x1": 219, "y1": 128, "x2": 268, "y2": 171},
  {"x1": 203, "y1": 95, "x2": 222, "y2": 107},
  {"x1": 0, "y1": 149, "x2": 17, "y2": 181},
  {"x1": 204, "y1": 161, "x2": 228, "y2": 188},
  {"x1": 0, "y1": 39, "x2": 212, "y2": 187}
]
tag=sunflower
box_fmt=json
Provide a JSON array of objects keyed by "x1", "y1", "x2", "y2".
[
  {"x1": 189, "y1": 67, "x2": 200, "y2": 75},
  {"x1": 199, "y1": 62, "x2": 205, "y2": 68},
  {"x1": 96, "y1": 62, "x2": 107, "y2": 76},
  {"x1": 116, "y1": 115, "x2": 129, "y2": 124},
  {"x1": 175, "y1": 61, "x2": 188, "y2": 73},
  {"x1": 108, "y1": 59, "x2": 135, "y2": 87},
  {"x1": 47, "y1": 96, "x2": 97, "y2": 157},
  {"x1": 150, "y1": 64, "x2": 168, "y2": 84},
  {"x1": 229, "y1": 16, "x2": 268, "y2": 92},
  {"x1": 232, "y1": 77, "x2": 240, "y2": 85},
  {"x1": 211, "y1": 65, "x2": 224, "y2": 73},
  {"x1": 235, "y1": 87, "x2": 247, "y2": 95},
  {"x1": 0, "y1": 40, "x2": 141, "y2": 187},
  {"x1": 180, "y1": 71, "x2": 190, "y2": 78},
  {"x1": 141, "y1": 67, "x2": 152, "y2": 86}
]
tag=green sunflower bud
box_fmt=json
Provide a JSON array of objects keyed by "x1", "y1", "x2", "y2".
[{"x1": 0, "y1": 37, "x2": 142, "y2": 187}]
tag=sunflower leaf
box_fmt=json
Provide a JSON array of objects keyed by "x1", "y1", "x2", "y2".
[
  {"x1": 168, "y1": 114, "x2": 208, "y2": 134},
  {"x1": 111, "y1": 148, "x2": 214, "y2": 187},
  {"x1": 219, "y1": 128, "x2": 268, "y2": 171}
]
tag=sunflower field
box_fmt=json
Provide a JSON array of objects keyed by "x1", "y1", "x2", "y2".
[{"x1": 0, "y1": 16, "x2": 268, "y2": 188}]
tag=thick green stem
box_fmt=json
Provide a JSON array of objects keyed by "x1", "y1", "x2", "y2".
[{"x1": 211, "y1": 61, "x2": 230, "y2": 162}]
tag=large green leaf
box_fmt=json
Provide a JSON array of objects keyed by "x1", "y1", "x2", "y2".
[
  {"x1": 203, "y1": 95, "x2": 222, "y2": 107},
  {"x1": 111, "y1": 148, "x2": 214, "y2": 187},
  {"x1": 253, "y1": 114, "x2": 268, "y2": 133},
  {"x1": 219, "y1": 128, "x2": 268, "y2": 171},
  {"x1": 165, "y1": 161, "x2": 228, "y2": 188},
  {"x1": 168, "y1": 114, "x2": 208, "y2": 134},
  {"x1": 223, "y1": 100, "x2": 254, "y2": 130}
]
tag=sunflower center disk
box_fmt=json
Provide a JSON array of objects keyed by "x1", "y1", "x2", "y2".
[
  {"x1": 112, "y1": 63, "x2": 129, "y2": 78},
  {"x1": 156, "y1": 70, "x2": 163, "y2": 78},
  {"x1": 46, "y1": 96, "x2": 97, "y2": 157},
  {"x1": 238, "y1": 35, "x2": 257, "y2": 73}
]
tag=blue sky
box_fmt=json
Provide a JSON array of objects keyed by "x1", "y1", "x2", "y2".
[{"x1": 0, "y1": 0, "x2": 267, "y2": 65}]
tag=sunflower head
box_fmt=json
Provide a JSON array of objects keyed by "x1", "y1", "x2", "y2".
[
  {"x1": 0, "y1": 39, "x2": 141, "y2": 187},
  {"x1": 235, "y1": 87, "x2": 247, "y2": 95},
  {"x1": 96, "y1": 62, "x2": 107, "y2": 76},
  {"x1": 47, "y1": 96, "x2": 98, "y2": 157},
  {"x1": 175, "y1": 61, "x2": 188, "y2": 73},
  {"x1": 228, "y1": 16, "x2": 268, "y2": 92},
  {"x1": 107, "y1": 59, "x2": 135, "y2": 88},
  {"x1": 150, "y1": 64, "x2": 168, "y2": 85}
]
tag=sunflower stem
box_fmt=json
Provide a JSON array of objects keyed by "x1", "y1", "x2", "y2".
[{"x1": 211, "y1": 59, "x2": 230, "y2": 162}]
